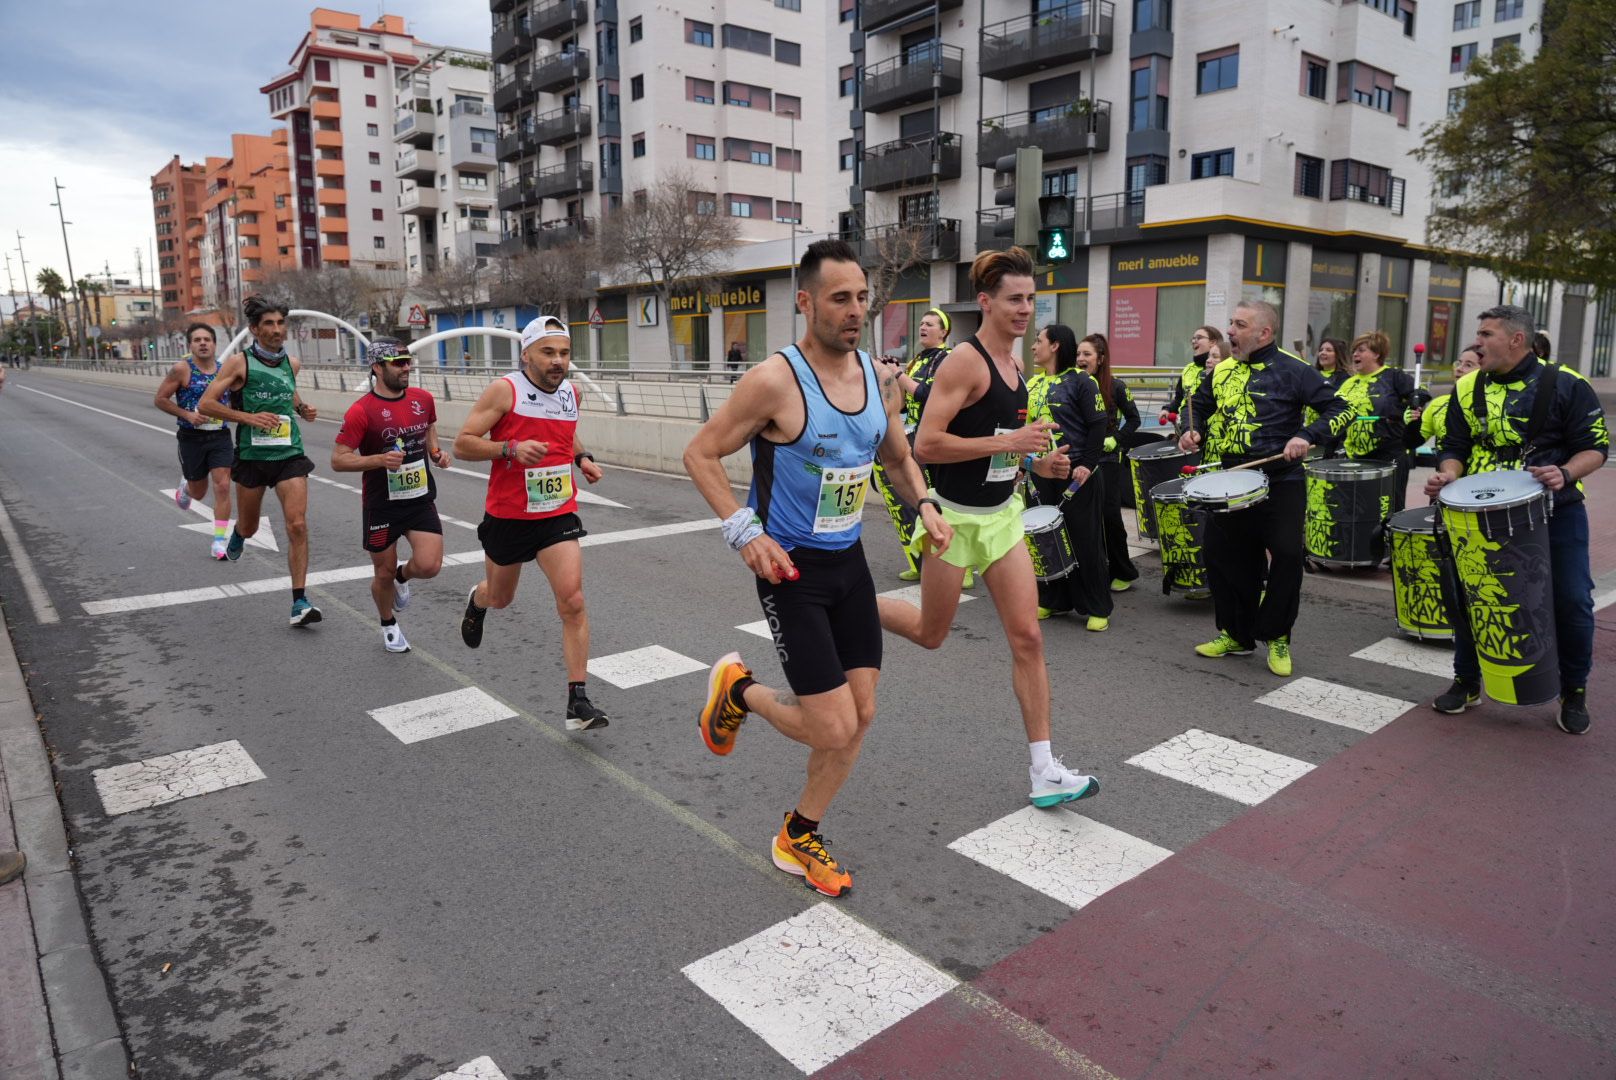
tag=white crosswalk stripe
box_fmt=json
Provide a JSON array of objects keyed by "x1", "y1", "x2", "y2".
[
  {"x1": 431, "y1": 1057, "x2": 509, "y2": 1080},
  {"x1": 1256, "y1": 676, "x2": 1417, "y2": 734},
  {"x1": 1126, "y1": 728, "x2": 1314, "y2": 806},
  {"x1": 948, "y1": 807, "x2": 1171, "y2": 911},
  {"x1": 1351, "y1": 635, "x2": 1455, "y2": 679},
  {"x1": 588, "y1": 644, "x2": 708, "y2": 688},
  {"x1": 736, "y1": 620, "x2": 772, "y2": 640},
  {"x1": 93, "y1": 740, "x2": 266, "y2": 816},
  {"x1": 368, "y1": 687, "x2": 516, "y2": 744}
]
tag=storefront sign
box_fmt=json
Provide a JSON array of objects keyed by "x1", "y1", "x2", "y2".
[
  {"x1": 1427, "y1": 262, "x2": 1466, "y2": 301},
  {"x1": 1109, "y1": 288, "x2": 1158, "y2": 366},
  {"x1": 1242, "y1": 238, "x2": 1288, "y2": 286},
  {"x1": 670, "y1": 283, "x2": 765, "y2": 315},
  {"x1": 1110, "y1": 239, "x2": 1208, "y2": 288},
  {"x1": 636, "y1": 295, "x2": 659, "y2": 327},
  {"x1": 1310, "y1": 250, "x2": 1359, "y2": 292}
]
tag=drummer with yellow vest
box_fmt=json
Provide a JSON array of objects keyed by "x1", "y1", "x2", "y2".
[
  {"x1": 1405, "y1": 345, "x2": 1480, "y2": 451},
  {"x1": 1424, "y1": 304, "x2": 1608, "y2": 735},
  {"x1": 1336, "y1": 330, "x2": 1420, "y2": 514},
  {"x1": 1158, "y1": 326, "x2": 1225, "y2": 429}
]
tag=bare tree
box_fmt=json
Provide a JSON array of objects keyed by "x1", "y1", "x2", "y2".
[
  {"x1": 491, "y1": 240, "x2": 599, "y2": 317},
  {"x1": 861, "y1": 220, "x2": 935, "y2": 338},
  {"x1": 597, "y1": 169, "x2": 739, "y2": 367},
  {"x1": 365, "y1": 264, "x2": 411, "y2": 339},
  {"x1": 415, "y1": 259, "x2": 484, "y2": 364}
]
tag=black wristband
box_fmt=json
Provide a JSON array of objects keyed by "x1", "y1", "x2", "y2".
[
  {"x1": 574, "y1": 452, "x2": 594, "y2": 467},
  {"x1": 1559, "y1": 465, "x2": 1573, "y2": 489},
  {"x1": 918, "y1": 497, "x2": 942, "y2": 515}
]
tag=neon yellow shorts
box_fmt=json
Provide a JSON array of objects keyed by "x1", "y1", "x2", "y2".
[{"x1": 908, "y1": 493, "x2": 1025, "y2": 574}]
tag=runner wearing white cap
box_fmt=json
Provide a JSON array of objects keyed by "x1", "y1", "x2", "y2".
[{"x1": 452, "y1": 315, "x2": 611, "y2": 731}]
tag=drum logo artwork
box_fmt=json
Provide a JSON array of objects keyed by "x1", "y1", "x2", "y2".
[
  {"x1": 1392, "y1": 533, "x2": 1446, "y2": 634},
  {"x1": 1305, "y1": 476, "x2": 1338, "y2": 560}
]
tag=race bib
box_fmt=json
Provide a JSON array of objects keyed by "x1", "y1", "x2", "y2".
[
  {"x1": 194, "y1": 416, "x2": 224, "y2": 432},
  {"x1": 814, "y1": 462, "x2": 873, "y2": 533},
  {"x1": 525, "y1": 463, "x2": 574, "y2": 514},
  {"x1": 256, "y1": 414, "x2": 293, "y2": 447},
  {"x1": 386, "y1": 460, "x2": 429, "y2": 501},
  {"x1": 986, "y1": 427, "x2": 1020, "y2": 482}
]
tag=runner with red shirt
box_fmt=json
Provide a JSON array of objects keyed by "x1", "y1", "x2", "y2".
[
  {"x1": 332, "y1": 339, "x2": 451, "y2": 653},
  {"x1": 452, "y1": 315, "x2": 611, "y2": 731}
]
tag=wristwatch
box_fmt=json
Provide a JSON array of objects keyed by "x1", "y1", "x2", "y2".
[{"x1": 574, "y1": 451, "x2": 595, "y2": 467}]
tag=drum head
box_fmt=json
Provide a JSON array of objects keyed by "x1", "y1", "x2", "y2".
[
  {"x1": 1438, "y1": 470, "x2": 1544, "y2": 511},
  {"x1": 1150, "y1": 477, "x2": 1189, "y2": 502},
  {"x1": 1023, "y1": 504, "x2": 1063, "y2": 530},
  {"x1": 1386, "y1": 505, "x2": 1438, "y2": 533},
  {"x1": 1129, "y1": 441, "x2": 1189, "y2": 462},
  {"x1": 1184, "y1": 470, "x2": 1267, "y2": 501},
  {"x1": 1307, "y1": 459, "x2": 1396, "y2": 480}
]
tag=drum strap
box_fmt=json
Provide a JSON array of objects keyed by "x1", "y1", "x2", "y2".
[{"x1": 1470, "y1": 362, "x2": 1557, "y2": 461}]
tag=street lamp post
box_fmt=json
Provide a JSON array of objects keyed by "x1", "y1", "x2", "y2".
[{"x1": 15, "y1": 233, "x2": 43, "y2": 357}]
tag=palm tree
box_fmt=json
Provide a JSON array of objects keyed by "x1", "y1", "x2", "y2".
[
  {"x1": 34, "y1": 269, "x2": 67, "y2": 352},
  {"x1": 77, "y1": 279, "x2": 107, "y2": 357}
]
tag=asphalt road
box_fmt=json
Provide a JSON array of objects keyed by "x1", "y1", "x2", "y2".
[{"x1": 0, "y1": 370, "x2": 1463, "y2": 1079}]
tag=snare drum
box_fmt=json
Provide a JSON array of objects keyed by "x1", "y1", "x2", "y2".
[
  {"x1": 1438, "y1": 470, "x2": 1558, "y2": 707},
  {"x1": 1305, "y1": 459, "x2": 1396, "y2": 566},
  {"x1": 1128, "y1": 441, "x2": 1201, "y2": 540},
  {"x1": 1385, "y1": 505, "x2": 1452, "y2": 641},
  {"x1": 1182, "y1": 469, "x2": 1270, "y2": 513},
  {"x1": 1150, "y1": 478, "x2": 1208, "y2": 594},
  {"x1": 1022, "y1": 504, "x2": 1077, "y2": 582}
]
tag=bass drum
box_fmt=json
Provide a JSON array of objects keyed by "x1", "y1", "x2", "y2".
[
  {"x1": 1149, "y1": 478, "x2": 1208, "y2": 595},
  {"x1": 1304, "y1": 459, "x2": 1396, "y2": 567},
  {"x1": 1385, "y1": 505, "x2": 1452, "y2": 641}
]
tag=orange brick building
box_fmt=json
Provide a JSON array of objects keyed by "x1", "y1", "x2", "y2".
[
  {"x1": 150, "y1": 157, "x2": 207, "y2": 317},
  {"x1": 197, "y1": 133, "x2": 297, "y2": 314}
]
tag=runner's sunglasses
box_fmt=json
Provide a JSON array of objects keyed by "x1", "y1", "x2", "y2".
[{"x1": 375, "y1": 354, "x2": 412, "y2": 367}]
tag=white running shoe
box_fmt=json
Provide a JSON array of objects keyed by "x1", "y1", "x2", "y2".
[
  {"x1": 393, "y1": 576, "x2": 411, "y2": 611},
  {"x1": 175, "y1": 485, "x2": 192, "y2": 510},
  {"x1": 1029, "y1": 759, "x2": 1100, "y2": 808},
  {"x1": 210, "y1": 537, "x2": 228, "y2": 560},
  {"x1": 383, "y1": 623, "x2": 410, "y2": 653}
]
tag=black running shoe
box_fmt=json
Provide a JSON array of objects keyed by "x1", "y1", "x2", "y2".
[
  {"x1": 565, "y1": 694, "x2": 610, "y2": 731},
  {"x1": 461, "y1": 587, "x2": 486, "y2": 649},
  {"x1": 1432, "y1": 678, "x2": 1481, "y2": 714},
  {"x1": 1557, "y1": 688, "x2": 1590, "y2": 735}
]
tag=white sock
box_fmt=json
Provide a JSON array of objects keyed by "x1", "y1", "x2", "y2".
[{"x1": 1029, "y1": 740, "x2": 1053, "y2": 775}]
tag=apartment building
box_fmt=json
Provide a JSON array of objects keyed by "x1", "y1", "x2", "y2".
[
  {"x1": 150, "y1": 157, "x2": 207, "y2": 317},
  {"x1": 393, "y1": 48, "x2": 498, "y2": 277},
  {"x1": 260, "y1": 9, "x2": 436, "y2": 274},
  {"x1": 197, "y1": 133, "x2": 297, "y2": 313}
]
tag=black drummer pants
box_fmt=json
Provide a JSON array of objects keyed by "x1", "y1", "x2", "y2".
[
  {"x1": 1032, "y1": 474, "x2": 1112, "y2": 618},
  {"x1": 1099, "y1": 459, "x2": 1140, "y2": 583},
  {"x1": 1205, "y1": 477, "x2": 1307, "y2": 645}
]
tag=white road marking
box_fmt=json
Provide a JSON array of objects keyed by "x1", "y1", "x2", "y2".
[
  {"x1": 163, "y1": 490, "x2": 280, "y2": 552},
  {"x1": 877, "y1": 584, "x2": 976, "y2": 606},
  {"x1": 682, "y1": 902, "x2": 957, "y2": 1074},
  {"x1": 1351, "y1": 636, "x2": 1455, "y2": 679},
  {"x1": 0, "y1": 493, "x2": 60, "y2": 624},
  {"x1": 1256, "y1": 676, "x2": 1417, "y2": 735},
  {"x1": 368, "y1": 687, "x2": 516, "y2": 745},
  {"x1": 1594, "y1": 586, "x2": 1616, "y2": 612},
  {"x1": 1126, "y1": 728, "x2": 1314, "y2": 806},
  {"x1": 737, "y1": 620, "x2": 772, "y2": 640},
  {"x1": 948, "y1": 807, "x2": 1171, "y2": 911},
  {"x1": 93, "y1": 740, "x2": 266, "y2": 816},
  {"x1": 588, "y1": 644, "x2": 707, "y2": 689},
  {"x1": 577, "y1": 518, "x2": 719, "y2": 547},
  {"x1": 16, "y1": 384, "x2": 174, "y2": 434},
  {"x1": 442, "y1": 464, "x2": 628, "y2": 508},
  {"x1": 431, "y1": 1057, "x2": 509, "y2": 1080}
]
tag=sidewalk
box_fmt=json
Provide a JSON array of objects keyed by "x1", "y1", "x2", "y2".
[
  {"x1": 0, "y1": 601, "x2": 127, "y2": 1079},
  {"x1": 820, "y1": 642, "x2": 1616, "y2": 1077}
]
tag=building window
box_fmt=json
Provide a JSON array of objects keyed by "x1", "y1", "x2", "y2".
[
  {"x1": 729, "y1": 198, "x2": 753, "y2": 218},
  {"x1": 1453, "y1": 1, "x2": 1481, "y2": 30},
  {"x1": 364, "y1": 64, "x2": 375, "y2": 77},
  {"x1": 368, "y1": 152, "x2": 381, "y2": 165},
  {"x1": 695, "y1": 195, "x2": 717, "y2": 216},
  {"x1": 723, "y1": 83, "x2": 770, "y2": 110},
  {"x1": 314, "y1": 59, "x2": 331, "y2": 81},
  {"x1": 776, "y1": 94, "x2": 801, "y2": 118},
  {"x1": 1129, "y1": 57, "x2": 1168, "y2": 131},
  {"x1": 1133, "y1": 0, "x2": 1170, "y2": 32},
  {"x1": 839, "y1": 138, "x2": 855, "y2": 171},
  {"x1": 632, "y1": 134, "x2": 646, "y2": 157},
  {"x1": 778, "y1": 0, "x2": 802, "y2": 8},
  {"x1": 775, "y1": 40, "x2": 801, "y2": 65},
  {"x1": 631, "y1": 75, "x2": 644, "y2": 100},
  {"x1": 686, "y1": 20, "x2": 714, "y2": 46},
  {"x1": 776, "y1": 147, "x2": 801, "y2": 172},
  {"x1": 365, "y1": 94, "x2": 377, "y2": 108},
  {"x1": 691, "y1": 135, "x2": 716, "y2": 160},
  {"x1": 687, "y1": 78, "x2": 715, "y2": 104},
  {"x1": 721, "y1": 23, "x2": 771, "y2": 53},
  {"x1": 372, "y1": 208, "x2": 384, "y2": 221},
  {"x1": 373, "y1": 236, "x2": 386, "y2": 249},
  {"x1": 1196, "y1": 48, "x2": 1238, "y2": 94},
  {"x1": 1329, "y1": 158, "x2": 1405, "y2": 213},
  {"x1": 366, "y1": 123, "x2": 379, "y2": 136},
  {"x1": 1126, "y1": 154, "x2": 1167, "y2": 198},
  {"x1": 1451, "y1": 42, "x2": 1479, "y2": 72},
  {"x1": 1494, "y1": 33, "x2": 1521, "y2": 51},
  {"x1": 776, "y1": 200, "x2": 801, "y2": 222},
  {"x1": 371, "y1": 180, "x2": 383, "y2": 192},
  {"x1": 1295, "y1": 154, "x2": 1324, "y2": 198},
  {"x1": 1301, "y1": 54, "x2": 1328, "y2": 99},
  {"x1": 1495, "y1": 0, "x2": 1524, "y2": 19},
  {"x1": 1338, "y1": 61, "x2": 1409, "y2": 125},
  {"x1": 840, "y1": 65, "x2": 855, "y2": 97},
  {"x1": 629, "y1": 17, "x2": 642, "y2": 42},
  {"x1": 1041, "y1": 168, "x2": 1078, "y2": 198},
  {"x1": 1447, "y1": 87, "x2": 1467, "y2": 114},
  {"x1": 1190, "y1": 148, "x2": 1234, "y2": 179}
]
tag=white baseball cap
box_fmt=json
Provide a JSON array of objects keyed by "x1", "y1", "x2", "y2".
[{"x1": 520, "y1": 314, "x2": 571, "y2": 348}]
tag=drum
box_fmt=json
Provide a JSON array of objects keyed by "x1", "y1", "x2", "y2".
[
  {"x1": 1385, "y1": 506, "x2": 1452, "y2": 641},
  {"x1": 1128, "y1": 442, "x2": 1200, "y2": 540},
  {"x1": 1304, "y1": 459, "x2": 1397, "y2": 566},
  {"x1": 1182, "y1": 469, "x2": 1270, "y2": 513},
  {"x1": 1022, "y1": 504, "x2": 1076, "y2": 582},
  {"x1": 1149, "y1": 478, "x2": 1208, "y2": 595},
  {"x1": 1439, "y1": 471, "x2": 1558, "y2": 707}
]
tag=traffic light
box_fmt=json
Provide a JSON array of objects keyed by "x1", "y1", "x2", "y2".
[
  {"x1": 992, "y1": 146, "x2": 1044, "y2": 248},
  {"x1": 109, "y1": 317, "x2": 118, "y2": 326},
  {"x1": 1036, "y1": 195, "x2": 1076, "y2": 266}
]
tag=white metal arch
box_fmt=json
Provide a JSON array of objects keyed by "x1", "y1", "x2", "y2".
[
  {"x1": 220, "y1": 308, "x2": 372, "y2": 361},
  {"x1": 407, "y1": 324, "x2": 612, "y2": 407}
]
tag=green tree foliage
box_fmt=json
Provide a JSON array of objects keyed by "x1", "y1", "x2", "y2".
[{"x1": 1417, "y1": 0, "x2": 1616, "y2": 290}]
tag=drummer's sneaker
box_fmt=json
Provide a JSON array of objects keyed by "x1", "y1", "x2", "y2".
[
  {"x1": 1037, "y1": 606, "x2": 1055, "y2": 621},
  {"x1": 1110, "y1": 578, "x2": 1132, "y2": 593},
  {"x1": 898, "y1": 567, "x2": 920, "y2": 582},
  {"x1": 1086, "y1": 615, "x2": 1109, "y2": 632},
  {"x1": 1557, "y1": 688, "x2": 1590, "y2": 735},
  {"x1": 1029, "y1": 759, "x2": 1100, "y2": 808},
  {"x1": 1432, "y1": 678, "x2": 1481, "y2": 714},
  {"x1": 1266, "y1": 636, "x2": 1293, "y2": 677},
  {"x1": 1195, "y1": 631, "x2": 1254, "y2": 658},
  {"x1": 962, "y1": 569, "x2": 975, "y2": 589}
]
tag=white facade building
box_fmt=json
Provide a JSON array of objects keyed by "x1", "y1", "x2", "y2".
[{"x1": 394, "y1": 49, "x2": 498, "y2": 278}]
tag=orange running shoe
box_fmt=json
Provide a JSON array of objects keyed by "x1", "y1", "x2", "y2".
[
  {"x1": 772, "y1": 814, "x2": 853, "y2": 897},
  {"x1": 700, "y1": 651, "x2": 752, "y2": 756}
]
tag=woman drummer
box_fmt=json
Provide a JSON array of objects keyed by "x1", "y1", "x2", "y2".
[
  {"x1": 1158, "y1": 325, "x2": 1226, "y2": 429},
  {"x1": 1337, "y1": 329, "x2": 1419, "y2": 513},
  {"x1": 1077, "y1": 333, "x2": 1141, "y2": 592},
  {"x1": 1028, "y1": 324, "x2": 1111, "y2": 629},
  {"x1": 1406, "y1": 345, "x2": 1481, "y2": 450},
  {"x1": 1315, "y1": 338, "x2": 1350, "y2": 388}
]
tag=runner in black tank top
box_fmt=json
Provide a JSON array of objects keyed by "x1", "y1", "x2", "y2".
[{"x1": 930, "y1": 333, "x2": 1028, "y2": 511}]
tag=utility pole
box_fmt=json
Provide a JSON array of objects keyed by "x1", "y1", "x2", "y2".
[
  {"x1": 15, "y1": 232, "x2": 42, "y2": 357},
  {"x1": 52, "y1": 178, "x2": 84, "y2": 356},
  {"x1": 135, "y1": 247, "x2": 148, "y2": 362}
]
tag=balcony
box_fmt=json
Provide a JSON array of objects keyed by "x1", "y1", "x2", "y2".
[
  {"x1": 533, "y1": 216, "x2": 595, "y2": 249},
  {"x1": 981, "y1": 1, "x2": 1114, "y2": 81},
  {"x1": 974, "y1": 190, "x2": 1143, "y2": 251},
  {"x1": 395, "y1": 147, "x2": 435, "y2": 182},
  {"x1": 861, "y1": 45, "x2": 964, "y2": 114},
  {"x1": 493, "y1": 68, "x2": 534, "y2": 113},
  {"x1": 533, "y1": 104, "x2": 592, "y2": 146},
  {"x1": 393, "y1": 108, "x2": 435, "y2": 146},
  {"x1": 310, "y1": 98, "x2": 341, "y2": 120},
  {"x1": 450, "y1": 128, "x2": 498, "y2": 171},
  {"x1": 862, "y1": 0, "x2": 962, "y2": 33},
  {"x1": 498, "y1": 173, "x2": 537, "y2": 210},
  {"x1": 238, "y1": 244, "x2": 262, "y2": 260},
  {"x1": 853, "y1": 218, "x2": 960, "y2": 265},
  {"x1": 861, "y1": 134, "x2": 962, "y2": 192},
  {"x1": 491, "y1": 0, "x2": 517, "y2": 10},
  {"x1": 531, "y1": 0, "x2": 588, "y2": 39},
  {"x1": 532, "y1": 48, "x2": 589, "y2": 93},
  {"x1": 317, "y1": 216, "x2": 349, "y2": 234},
  {"x1": 398, "y1": 186, "x2": 439, "y2": 215},
  {"x1": 533, "y1": 159, "x2": 594, "y2": 199},
  {"x1": 316, "y1": 187, "x2": 346, "y2": 206},
  {"x1": 314, "y1": 158, "x2": 346, "y2": 178},
  {"x1": 492, "y1": 16, "x2": 532, "y2": 63},
  {"x1": 497, "y1": 127, "x2": 531, "y2": 161},
  {"x1": 322, "y1": 244, "x2": 351, "y2": 263},
  {"x1": 977, "y1": 101, "x2": 1112, "y2": 167},
  {"x1": 313, "y1": 129, "x2": 343, "y2": 149}
]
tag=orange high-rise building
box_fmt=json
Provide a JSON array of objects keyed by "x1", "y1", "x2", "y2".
[
  {"x1": 197, "y1": 133, "x2": 297, "y2": 314},
  {"x1": 150, "y1": 157, "x2": 207, "y2": 317}
]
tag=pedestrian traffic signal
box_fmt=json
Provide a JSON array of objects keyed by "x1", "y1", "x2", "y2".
[
  {"x1": 991, "y1": 146, "x2": 1044, "y2": 248},
  {"x1": 1038, "y1": 226, "x2": 1074, "y2": 266}
]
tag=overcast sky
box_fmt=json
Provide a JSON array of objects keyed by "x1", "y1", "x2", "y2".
[{"x1": 0, "y1": 0, "x2": 486, "y2": 297}]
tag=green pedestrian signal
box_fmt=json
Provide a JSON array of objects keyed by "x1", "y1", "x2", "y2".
[{"x1": 1039, "y1": 226, "x2": 1073, "y2": 266}]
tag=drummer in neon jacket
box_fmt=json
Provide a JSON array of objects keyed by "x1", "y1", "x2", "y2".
[
  {"x1": 1404, "y1": 345, "x2": 1481, "y2": 452},
  {"x1": 1424, "y1": 304, "x2": 1608, "y2": 735},
  {"x1": 1158, "y1": 325, "x2": 1226, "y2": 429},
  {"x1": 1335, "y1": 329, "x2": 1421, "y2": 514}
]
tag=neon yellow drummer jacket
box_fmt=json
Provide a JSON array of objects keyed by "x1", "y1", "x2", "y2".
[
  {"x1": 1188, "y1": 341, "x2": 1352, "y2": 480},
  {"x1": 1437, "y1": 354, "x2": 1609, "y2": 507}
]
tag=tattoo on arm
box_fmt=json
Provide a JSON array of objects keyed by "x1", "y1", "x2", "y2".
[{"x1": 773, "y1": 690, "x2": 799, "y2": 708}]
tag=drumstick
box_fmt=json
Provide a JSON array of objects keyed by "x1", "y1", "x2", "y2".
[{"x1": 1227, "y1": 451, "x2": 1288, "y2": 471}]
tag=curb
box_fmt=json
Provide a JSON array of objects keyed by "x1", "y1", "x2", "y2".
[{"x1": 0, "y1": 598, "x2": 129, "y2": 1079}]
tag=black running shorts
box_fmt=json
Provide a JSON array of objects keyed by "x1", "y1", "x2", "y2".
[
  {"x1": 477, "y1": 512, "x2": 586, "y2": 566},
  {"x1": 362, "y1": 500, "x2": 443, "y2": 553},
  {"x1": 231, "y1": 454, "x2": 316, "y2": 489},
  {"x1": 754, "y1": 540, "x2": 882, "y2": 697},
  {"x1": 176, "y1": 429, "x2": 233, "y2": 481}
]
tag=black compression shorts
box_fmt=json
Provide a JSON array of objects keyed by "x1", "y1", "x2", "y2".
[
  {"x1": 754, "y1": 540, "x2": 882, "y2": 697},
  {"x1": 477, "y1": 512, "x2": 586, "y2": 566},
  {"x1": 231, "y1": 454, "x2": 315, "y2": 489},
  {"x1": 362, "y1": 500, "x2": 443, "y2": 553}
]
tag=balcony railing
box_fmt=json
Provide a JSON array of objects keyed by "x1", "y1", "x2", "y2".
[
  {"x1": 532, "y1": 48, "x2": 590, "y2": 93},
  {"x1": 861, "y1": 134, "x2": 962, "y2": 193},
  {"x1": 532, "y1": 104, "x2": 593, "y2": 146},
  {"x1": 448, "y1": 100, "x2": 493, "y2": 120},
  {"x1": 398, "y1": 186, "x2": 439, "y2": 215},
  {"x1": 395, "y1": 147, "x2": 435, "y2": 181},
  {"x1": 531, "y1": 0, "x2": 588, "y2": 39},
  {"x1": 493, "y1": 68, "x2": 537, "y2": 113},
  {"x1": 981, "y1": 1, "x2": 1114, "y2": 81},
  {"x1": 974, "y1": 190, "x2": 1143, "y2": 251},
  {"x1": 977, "y1": 101, "x2": 1112, "y2": 167},
  {"x1": 861, "y1": 0, "x2": 962, "y2": 32},
  {"x1": 497, "y1": 127, "x2": 531, "y2": 160},
  {"x1": 852, "y1": 218, "x2": 961, "y2": 265},
  {"x1": 861, "y1": 45, "x2": 964, "y2": 114},
  {"x1": 492, "y1": 16, "x2": 533, "y2": 64},
  {"x1": 392, "y1": 109, "x2": 435, "y2": 145},
  {"x1": 498, "y1": 173, "x2": 536, "y2": 211},
  {"x1": 533, "y1": 159, "x2": 594, "y2": 199},
  {"x1": 532, "y1": 216, "x2": 595, "y2": 249}
]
